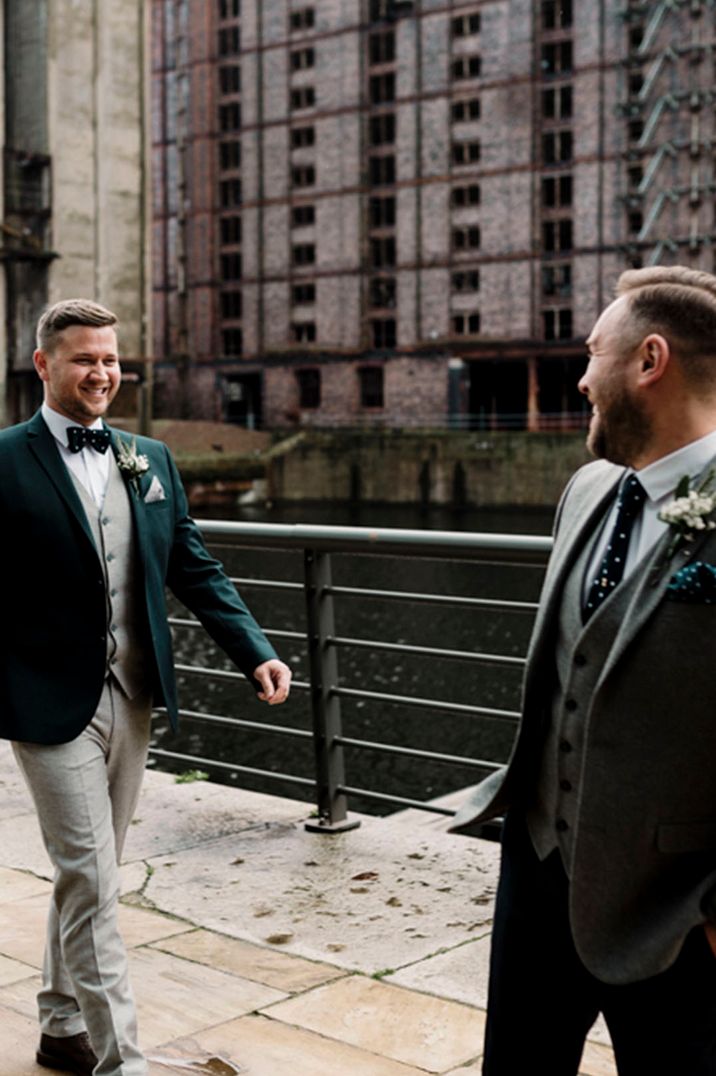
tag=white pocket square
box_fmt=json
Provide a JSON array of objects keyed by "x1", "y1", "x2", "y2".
[{"x1": 144, "y1": 475, "x2": 166, "y2": 503}]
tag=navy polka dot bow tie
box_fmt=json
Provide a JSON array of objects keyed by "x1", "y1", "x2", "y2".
[
  {"x1": 66, "y1": 426, "x2": 112, "y2": 454},
  {"x1": 583, "y1": 474, "x2": 647, "y2": 623}
]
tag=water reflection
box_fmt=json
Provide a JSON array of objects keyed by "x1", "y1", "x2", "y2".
[{"x1": 152, "y1": 502, "x2": 553, "y2": 816}]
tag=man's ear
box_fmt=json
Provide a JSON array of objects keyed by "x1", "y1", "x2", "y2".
[
  {"x1": 33, "y1": 349, "x2": 49, "y2": 382},
  {"x1": 637, "y1": 333, "x2": 670, "y2": 384}
]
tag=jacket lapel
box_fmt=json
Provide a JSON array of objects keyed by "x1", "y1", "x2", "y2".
[
  {"x1": 107, "y1": 426, "x2": 151, "y2": 574},
  {"x1": 26, "y1": 410, "x2": 98, "y2": 554}
]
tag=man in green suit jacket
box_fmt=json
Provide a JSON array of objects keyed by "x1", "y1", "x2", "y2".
[{"x1": 2, "y1": 299, "x2": 291, "y2": 1076}]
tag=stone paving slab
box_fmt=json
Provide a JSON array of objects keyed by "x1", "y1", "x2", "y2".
[
  {"x1": 265, "y1": 975, "x2": 486, "y2": 1072},
  {"x1": 150, "y1": 928, "x2": 346, "y2": 992},
  {"x1": 142, "y1": 812, "x2": 500, "y2": 976}
]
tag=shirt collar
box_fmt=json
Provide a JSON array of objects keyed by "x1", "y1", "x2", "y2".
[
  {"x1": 41, "y1": 402, "x2": 105, "y2": 448},
  {"x1": 634, "y1": 427, "x2": 716, "y2": 504}
]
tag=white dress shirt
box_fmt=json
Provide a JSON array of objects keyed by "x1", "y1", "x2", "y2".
[
  {"x1": 42, "y1": 402, "x2": 111, "y2": 508},
  {"x1": 584, "y1": 427, "x2": 716, "y2": 602}
]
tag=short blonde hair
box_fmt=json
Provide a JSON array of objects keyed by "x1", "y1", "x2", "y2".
[
  {"x1": 616, "y1": 266, "x2": 716, "y2": 387},
  {"x1": 36, "y1": 299, "x2": 117, "y2": 353}
]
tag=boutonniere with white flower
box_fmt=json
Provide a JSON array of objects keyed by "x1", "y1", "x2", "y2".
[
  {"x1": 115, "y1": 437, "x2": 150, "y2": 494},
  {"x1": 658, "y1": 470, "x2": 716, "y2": 556}
]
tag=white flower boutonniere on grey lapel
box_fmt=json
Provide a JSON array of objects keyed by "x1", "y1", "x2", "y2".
[
  {"x1": 658, "y1": 470, "x2": 716, "y2": 557},
  {"x1": 116, "y1": 437, "x2": 150, "y2": 494}
]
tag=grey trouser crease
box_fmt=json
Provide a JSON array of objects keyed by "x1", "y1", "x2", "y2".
[{"x1": 13, "y1": 678, "x2": 152, "y2": 1076}]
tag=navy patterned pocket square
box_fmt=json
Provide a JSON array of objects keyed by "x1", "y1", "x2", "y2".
[{"x1": 667, "y1": 561, "x2": 716, "y2": 603}]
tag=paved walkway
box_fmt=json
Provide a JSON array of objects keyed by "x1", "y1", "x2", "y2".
[{"x1": 0, "y1": 743, "x2": 615, "y2": 1075}]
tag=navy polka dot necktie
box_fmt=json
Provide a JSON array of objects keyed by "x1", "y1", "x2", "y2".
[{"x1": 583, "y1": 475, "x2": 647, "y2": 623}]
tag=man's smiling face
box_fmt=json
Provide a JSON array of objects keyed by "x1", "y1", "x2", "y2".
[{"x1": 34, "y1": 324, "x2": 121, "y2": 427}]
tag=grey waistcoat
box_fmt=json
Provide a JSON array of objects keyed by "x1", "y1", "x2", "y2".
[
  {"x1": 526, "y1": 517, "x2": 649, "y2": 873},
  {"x1": 70, "y1": 458, "x2": 148, "y2": 699}
]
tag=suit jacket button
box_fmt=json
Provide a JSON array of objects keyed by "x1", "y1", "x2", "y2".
[
  {"x1": 574, "y1": 653, "x2": 587, "y2": 666},
  {"x1": 556, "y1": 818, "x2": 569, "y2": 832},
  {"x1": 560, "y1": 779, "x2": 572, "y2": 792},
  {"x1": 559, "y1": 739, "x2": 572, "y2": 753},
  {"x1": 565, "y1": 698, "x2": 578, "y2": 712}
]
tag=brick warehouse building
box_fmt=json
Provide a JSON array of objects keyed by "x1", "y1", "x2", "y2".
[{"x1": 151, "y1": 0, "x2": 716, "y2": 430}]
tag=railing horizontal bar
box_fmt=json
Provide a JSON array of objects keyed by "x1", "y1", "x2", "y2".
[
  {"x1": 148, "y1": 747, "x2": 315, "y2": 788},
  {"x1": 174, "y1": 663, "x2": 310, "y2": 691},
  {"x1": 228, "y1": 577, "x2": 304, "y2": 592},
  {"x1": 328, "y1": 634, "x2": 525, "y2": 667},
  {"x1": 338, "y1": 784, "x2": 457, "y2": 816},
  {"x1": 335, "y1": 735, "x2": 502, "y2": 770},
  {"x1": 199, "y1": 520, "x2": 552, "y2": 564},
  {"x1": 324, "y1": 585, "x2": 538, "y2": 613},
  {"x1": 332, "y1": 686, "x2": 520, "y2": 722},
  {"x1": 170, "y1": 708, "x2": 312, "y2": 740},
  {"x1": 168, "y1": 619, "x2": 304, "y2": 644}
]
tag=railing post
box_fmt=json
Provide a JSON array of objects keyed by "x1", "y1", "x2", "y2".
[{"x1": 303, "y1": 547, "x2": 360, "y2": 833}]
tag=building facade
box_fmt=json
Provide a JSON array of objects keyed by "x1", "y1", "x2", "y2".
[
  {"x1": 152, "y1": 0, "x2": 716, "y2": 430},
  {"x1": 1, "y1": 0, "x2": 151, "y2": 426}
]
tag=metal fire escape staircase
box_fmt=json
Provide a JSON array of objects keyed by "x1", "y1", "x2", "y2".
[{"x1": 619, "y1": 0, "x2": 716, "y2": 265}]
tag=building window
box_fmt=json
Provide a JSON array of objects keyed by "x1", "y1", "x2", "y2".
[
  {"x1": 542, "y1": 174, "x2": 572, "y2": 207},
  {"x1": 292, "y1": 164, "x2": 316, "y2": 187},
  {"x1": 219, "y1": 65, "x2": 241, "y2": 95},
  {"x1": 628, "y1": 164, "x2": 643, "y2": 188},
  {"x1": 543, "y1": 308, "x2": 573, "y2": 340},
  {"x1": 296, "y1": 367, "x2": 321, "y2": 408},
  {"x1": 359, "y1": 365, "x2": 385, "y2": 405},
  {"x1": 291, "y1": 86, "x2": 316, "y2": 109},
  {"x1": 218, "y1": 27, "x2": 240, "y2": 56},
  {"x1": 291, "y1": 47, "x2": 315, "y2": 71},
  {"x1": 452, "y1": 55, "x2": 481, "y2": 80},
  {"x1": 542, "y1": 263, "x2": 571, "y2": 298},
  {"x1": 370, "y1": 113, "x2": 396, "y2": 145},
  {"x1": 372, "y1": 319, "x2": 396, "y2": 348},
  {"x1": 220, "y1": 179, "x2": 242, "y2": 207},
  {"x1": 452, "y1": 269, "x2": 480, "y2": 292},
  {"x1": 452, "y1": 12, "x2": 481, "y2": 36},
  {"x1": 453, "y1": 312, "x2": 480, "y2": 335},
  {"x1": 291, "y1": 125, "x2": 315, "y2": 148},
  {"x1": 219, "y1": 140, "x2": 241, "y2": 170},
  {"x1": 221, "y1": 290, "x2": 242, "y2": 318},
  {"x1": 369, "y1": 30, "x2": 396, "y2": 64},
  {"x1": 542, "y1": 0, "x2": 572, "y2": 30},
  {"x1": 219, "y1": 102, "x2": 241, "y2": 131},
  {"x1": 369, "y1": 155, "x2": 396, "y2": 185},
  {"x1": 453, "y1": 225, "x2": 481, "y2": 250},
  {"x1": 542, "y1": 130, "x2": 572, "y2": 164},
  {"x1": 629, "y1": 23, "x2": 645, "y2": 50},
  {"x1": 292, "y1": 204, "x2": 315, "y2": 226},
  {"x1": 452, "y1": 97, "x2": 481, "y2": 122},
  {"x1": 452, "y1": 183, "x2": 481, "y2": 207},
  {"x1": 222, "y1": 328, "x2": 243, "y2": 355},
  {"x1": 220, "y1": 216, "x2": 242, "y2": 243},
  {"x1": 292, "y1": 243, "x2": 316, "y2": 266},
  {"x1": 221, "y1": 253, "x2": 242, "y2": 279},
  {"x1": 371, "y1": 236, "x2": 396, "y2": 268},
  {"x1": 218, "y1": 0, "x2": 240, "y2": 18},
  {"x1": 541, "y1": 41, "x2": 572, "y2": 76},
  {"x1": 370, "y1": 73, "x2": 396, "y2": 104},
  {"x1": 293, "y1": 282, "x2": 316, "y2": 304},
  {"x1": 628, "y1": 118, "x2": 644, "y2": 142},
  {"x1": 292, "y1": 322, "x2": 317, "y2": 343},
  {"x1": 370, "y1": 277, "x2": 396, "y2": 307},
  {"x1": 452, "y1": 140, "x2": 481, "y2": 164},
  {"x1": 542, "y1": 85, "x2": 572, "y2": 119},
  {"x1": 290, "y1": 8, "x2": 315, "y2": 31},
  {"x1": 543, "y1": 219, "x2": 572, "y2": 252},
  {"x1": 628, "y1": 210, "x2": 643, "y2": 235},
  {"x1": 369, "y1": 195, "x2": 396, "y2": 227}
]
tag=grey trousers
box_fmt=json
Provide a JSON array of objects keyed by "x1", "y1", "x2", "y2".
[{"x1": 13, "y1": 678, "x2": 152, "y2": 1076}]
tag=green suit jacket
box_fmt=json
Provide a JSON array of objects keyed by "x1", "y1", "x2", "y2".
[{"x1": 0, "y1": 410, "x2": 277, "y2": 745}]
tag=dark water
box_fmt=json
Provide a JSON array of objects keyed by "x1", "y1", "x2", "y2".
[{"x1": 151, "y1": 501, "x2": 554, "y2": 815}]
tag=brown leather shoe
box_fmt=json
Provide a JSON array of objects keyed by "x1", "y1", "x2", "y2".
[{"x1": 36, "y1": 1032, "x2": 98, "y2": 1075}]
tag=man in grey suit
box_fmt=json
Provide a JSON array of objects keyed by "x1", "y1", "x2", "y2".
[
  {"x1": 451, "y1": 265, "x2": 716, "y2": 1074},
  {"x1": 3, "y1": 299, "x2": 291, "y2": 1075}
]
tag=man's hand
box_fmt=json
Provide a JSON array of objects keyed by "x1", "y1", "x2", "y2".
[
  {"x1": 705, "y1": 922, "x2": 716, "y2": 958},
  {"x1": 253, "y1": 659, "x2": 291, "y2": 705}
]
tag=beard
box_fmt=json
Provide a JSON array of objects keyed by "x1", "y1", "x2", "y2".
[{"x1": 586, "y1": 388, "x2": 652, "y2": 466}]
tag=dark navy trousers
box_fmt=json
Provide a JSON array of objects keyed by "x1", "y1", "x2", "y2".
[{"x1": 482, "y1": 811, "x2": 716, "y2": 1075}]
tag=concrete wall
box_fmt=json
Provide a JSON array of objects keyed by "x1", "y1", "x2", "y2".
[{"x1": 268, "y1": 430, "x2": 590, "y2": 508}]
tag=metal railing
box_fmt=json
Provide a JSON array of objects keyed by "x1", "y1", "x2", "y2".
[{"x1": 150, "y1": 521, "x2": 552, "y2": 832}]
